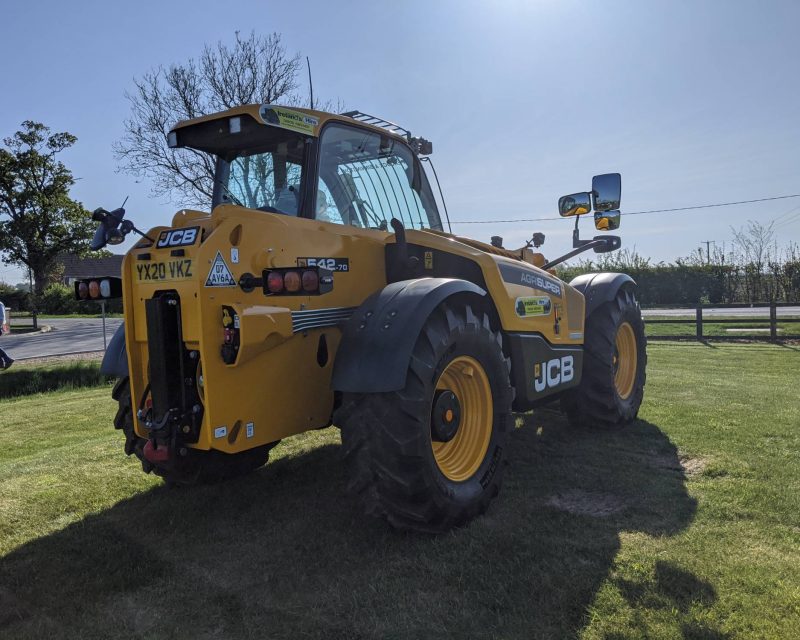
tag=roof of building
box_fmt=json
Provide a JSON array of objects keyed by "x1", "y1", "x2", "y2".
[{"x1": 59, "y1": 255, "x2": 124, "y2": 278}]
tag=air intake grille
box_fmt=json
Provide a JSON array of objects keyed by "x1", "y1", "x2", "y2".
[{"x1": 291, "y1": 307, "x2": 356, "y2": 333}]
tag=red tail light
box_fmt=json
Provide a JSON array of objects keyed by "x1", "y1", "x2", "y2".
[
  {"x1": 284, "y1": 271, "x2": 302, "y2": 293},
  {"x1": 267, "y1": 271, "x2": 284, "y2": 293},
  {"x1": 302, "y1": 270, "x2": 319, "y2": 292},
  {"x1": 262, "y1": 267, "x2": 333, "y2": 296}
]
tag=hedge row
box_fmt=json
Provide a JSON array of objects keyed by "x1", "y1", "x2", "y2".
[
  {"x1": 556, "y1": 261, "x2": 800, "y2": 305},
  {"x1": 0, "y1": 283, "x2": 123, "y2": 315}
]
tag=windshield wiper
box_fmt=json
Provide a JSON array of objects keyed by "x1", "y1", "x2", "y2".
[
  {"x1": 357, "y1": 198, "x2": 388, "y2": 229},
  {"x1": 214, "y1": 176, "x2": 245, "y2": 208}
]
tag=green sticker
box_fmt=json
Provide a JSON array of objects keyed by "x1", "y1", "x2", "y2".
[
  {"x1": 515, "y1": 296, "x2": 552, "y2": 318},
  {"x1": 260, "y1": 106, "x2": 319, "y2": 135}
]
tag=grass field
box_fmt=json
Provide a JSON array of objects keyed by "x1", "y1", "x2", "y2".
[{"x1": 0, "y1": 342, "x2": 798, "y2": 639}]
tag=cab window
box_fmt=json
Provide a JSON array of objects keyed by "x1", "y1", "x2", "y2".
[
  {"x1": 217, "y1": 128, "x2": 307, "y2": 215},
  {"x1": 317, "y1": 123, "x2": 442, "y2": 230}
]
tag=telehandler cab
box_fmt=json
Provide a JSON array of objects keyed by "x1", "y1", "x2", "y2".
[{"x1": 84, "y1": 104, "x2": 646, "y2": 532}]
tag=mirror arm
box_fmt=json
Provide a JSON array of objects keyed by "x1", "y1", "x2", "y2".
[
  {"x1": 122, "y1": 221, "x2": 155, "y2": 244},
  {"x1": 542, "y1": 239, "x2": 608, "y2": 271},
  {"x1": 106, "y1": 211, "x2": 155, "y2": 244}
]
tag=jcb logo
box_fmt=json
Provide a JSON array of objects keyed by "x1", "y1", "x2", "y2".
[
  {"x1": 157, "y1": 227, "x2": 199, "y2": 248},
  {"x1": 534, "y1": 355, "x2": 574, "y2": 392}
]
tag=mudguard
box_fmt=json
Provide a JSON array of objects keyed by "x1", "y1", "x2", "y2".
[
  {"x1": 101, "y1": 323, "x2": 129, "y2": 378},
  {"x1": 569, "y1": 272, "x2": 636, "y2": 317},
  {"x1": 332, "y1": 278, "x2": 486, "y2": 393}
]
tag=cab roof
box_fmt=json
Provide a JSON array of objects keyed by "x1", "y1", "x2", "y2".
[
  {"x1": 169, "y1": 104, "x2": 406, "y2": 142},
  {"x1": 168, "y1": 104, "x2": 432, "y2": 155}
]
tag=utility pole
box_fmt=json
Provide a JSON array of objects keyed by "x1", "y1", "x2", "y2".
[
  {"x1": 701, "y1": 240, "x2": 716, "y2": 264},
  {"x1": 27, "y1": 266, "x2": 37, "y2": 330}
]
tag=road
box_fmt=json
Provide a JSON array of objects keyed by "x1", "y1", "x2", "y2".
[
  {"x1": 641, "y1": 306, "x2": 800, "y2": 318},
  {"x1": 4, "y1": 317, "x2": 124, "y2": 360},
  {"x1": 4, "y1": 306, "x2": 798, "y2": 360}
]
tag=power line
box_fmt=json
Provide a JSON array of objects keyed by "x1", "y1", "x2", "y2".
[
  {"x1": 770, "y1": 203, "x2": 800, "y2": 225},
  {"x1": 451, "y1": 192, "x2": 800, "y2": 224},
  {"x1": 775, "y1": 210, "x2": 800, "y2": 230}
]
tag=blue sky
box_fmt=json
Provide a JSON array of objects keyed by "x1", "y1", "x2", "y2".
[{"x1": 2, "y1": 0, "x2": 798, "y2": 283}]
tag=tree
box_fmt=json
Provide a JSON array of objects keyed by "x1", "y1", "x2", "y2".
[
  {"x1": 0, "y1": 121, "x2": 94, "y2": 297},
  {"x1": 730, "y1": 220, "x2": 776, "y2": 301},
  {"x1": 114, "y1": 31, "x2": 304, "y2": 208}
]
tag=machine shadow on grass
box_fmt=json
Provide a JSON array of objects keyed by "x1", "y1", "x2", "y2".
[{"x1": 1, "y1": 413, "x2": 703, "y2": 639}]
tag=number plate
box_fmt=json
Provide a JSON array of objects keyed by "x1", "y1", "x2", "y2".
[{"x1": 135, "y1": 259, "x2": 194, "y2": 282}]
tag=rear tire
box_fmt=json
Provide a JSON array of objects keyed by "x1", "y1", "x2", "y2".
[
  {"x1": 336, "y1": 303, "x2": 513, "y2": 533},
  {"x1": 112, "y1": 377, "x2": 273, "y2": 485},
  {"x1": 562, "y1": 287, "x2": 647, "y2": 427}
]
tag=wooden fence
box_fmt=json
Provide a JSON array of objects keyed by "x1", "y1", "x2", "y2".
[{"x1": 644, "y1": 303, "x2": 800, "y2": 340}]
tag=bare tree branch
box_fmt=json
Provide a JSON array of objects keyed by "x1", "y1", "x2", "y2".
[{"x1": 114, "y1": 31, "x2": 310, "y2": 208}]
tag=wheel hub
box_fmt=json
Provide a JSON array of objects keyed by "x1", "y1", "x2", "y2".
[
  {"x1": 431, "y1": 355, "x2": 494, "y2": 482},
  {"x1": 431, "y1": 390, "x2": 462, "y2": 442}
]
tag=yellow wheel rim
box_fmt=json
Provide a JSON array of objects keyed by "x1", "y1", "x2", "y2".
[
  {"x1": 613, "y1": 322, "x2": 637, "y2": 400},
  {"x1": 432, "y1": 356, "x2": 493, "y2": 482}
]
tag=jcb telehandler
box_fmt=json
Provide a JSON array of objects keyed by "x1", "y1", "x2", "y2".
[{"x1": 84, "y1": 104, "x2": 646, "y2": 532}]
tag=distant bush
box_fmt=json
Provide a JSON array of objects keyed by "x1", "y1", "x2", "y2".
[
  {"x1": 35, "y1": 283, "x2": 123, "y2": 315},
  {"x1": 39, "y1": 283, "x2": 84, "y2": 314},
  {"x1": 0, "y1": 282, "x2": 31, "y2": 312}
]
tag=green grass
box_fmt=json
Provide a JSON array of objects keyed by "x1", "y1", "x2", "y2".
[
  {"x1": 0, "y1": 361, "x2": 110, "y2": 399},
  {"x1": 0, "y1": 343, "x2": 798, "y2": 638}
]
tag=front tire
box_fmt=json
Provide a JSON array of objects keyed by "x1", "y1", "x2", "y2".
[
  {"x1": 336, "y1": 303, "x2": 513, "y2": 533},
  {"x1": 562, "y1": 287, "x2": 647, "y2": 427}
]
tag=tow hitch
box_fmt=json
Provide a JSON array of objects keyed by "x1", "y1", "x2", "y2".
[{"x1": 143, "y1": 439, "x2": 171, "y2": 464}]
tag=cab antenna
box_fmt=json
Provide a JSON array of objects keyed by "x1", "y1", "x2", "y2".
[{"x1": 306, "y1": 57, "x2": 314, "y2": 110}]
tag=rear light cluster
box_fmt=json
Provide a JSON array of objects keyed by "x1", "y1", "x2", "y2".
[
  {"x1": 262, "y1": 267, "x2": 333, "y2": 296},
  {"x1": 74, "y1": 276, "x2": 123, "y2": 301}
]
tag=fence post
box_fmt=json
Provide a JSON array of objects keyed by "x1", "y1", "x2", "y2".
[
  {"x1": 101, "y1": 300, "x2": 108, "y2": 351},
  {"x1": 696, "y1": 304, "x2": 703, "y2": 340},
  {"x1": 770, "y1": 302, "x2": 777, "y2": 340}
]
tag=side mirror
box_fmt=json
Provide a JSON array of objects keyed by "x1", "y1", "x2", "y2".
[
  {"x1": 594, "y1": 209, "x2": 621, "y2": 231},
  {"x1": 558, "y1": 192, "x2": 592, "y2": 217},
  {"x1": 592, "y1": 173, "x2": 621, "y2": 212},
  {"x1": 90, "y1": 207, "x2": 126, "y2": 250}
]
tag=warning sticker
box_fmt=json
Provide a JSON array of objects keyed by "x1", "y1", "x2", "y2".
[
  {"x1": 515, "y1": 296, "x2": 552, "y2": 318},
  {"x1": 260, "y1": 106, "x2": 319, "y2": 135},
  {"x1": 205, "y1": 251, "x2": 237, "y2": 287}
]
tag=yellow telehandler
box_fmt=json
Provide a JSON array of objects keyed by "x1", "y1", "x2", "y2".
[{"x1": 82, "y1": 105, "x2": 646, "y2": 532}]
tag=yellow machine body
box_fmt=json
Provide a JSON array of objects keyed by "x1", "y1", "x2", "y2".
[
  {"x1": 123, "y1": 213, "x2": 585, "y2": 453},
  {"x1": 119, "y1": 105, "x2": 587, "y2": 454}
]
